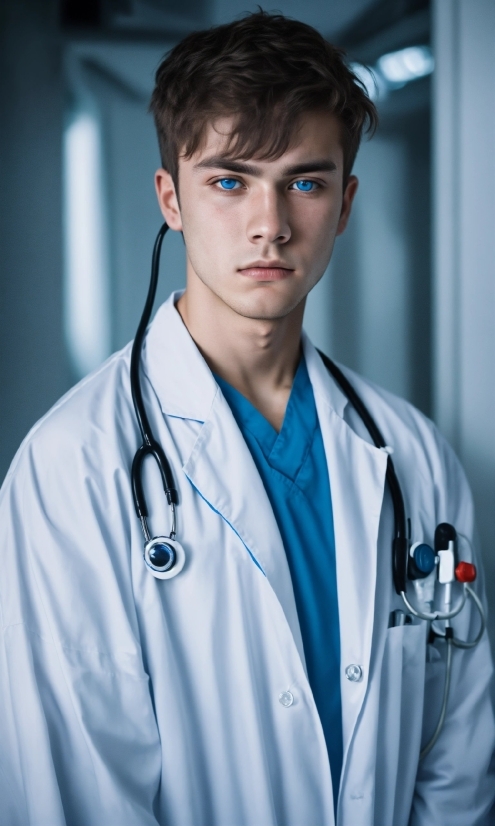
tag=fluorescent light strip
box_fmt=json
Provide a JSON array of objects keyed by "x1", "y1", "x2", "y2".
[
  {"x1": 63, "y1": 111, "x2": 110, "y2": 379},
  {"x1": 378, "y1": 46, "x2": 434, "y2": 85}
]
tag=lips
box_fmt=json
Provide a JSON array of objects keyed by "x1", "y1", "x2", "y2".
[{"x1": 238, "y1": 262, "x2": 294, "y2": 281}]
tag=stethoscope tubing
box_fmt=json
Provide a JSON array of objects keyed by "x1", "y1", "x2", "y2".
[
  {"x1": 130, "y1": 222, "x2": 178, "y2": 546},
  {"x1": 317, "y1": 350, "x2": 409, "y2": 595},
  {"x1": 431, "y1": 585, "x2": 486, "y2": 649},
  {"x1": 130, "y1": 224, "x2": 168, "y2": 449},
  {"x1": 400, "y1": 587, "x2": 468, "y2": 622}
]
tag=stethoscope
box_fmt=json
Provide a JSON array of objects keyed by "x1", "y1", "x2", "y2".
[
  {"x1": 130, "y1": 222, "x2": 486, "y2": 755},
  {"x1": 130, "y1": 223, "x2": 185, "y2": 580}
]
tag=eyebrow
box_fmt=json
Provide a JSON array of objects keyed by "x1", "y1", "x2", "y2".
[{"x1": 193, "y1": 156, "x2": 337, "y2": 176}]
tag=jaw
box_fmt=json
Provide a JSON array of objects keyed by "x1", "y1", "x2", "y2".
[
  {"x1": 178, "y1": 263, "x2": 308, "y2": 346},
  {"x1": 184, "y1": 253, "x2": 320, "y2": 320}
]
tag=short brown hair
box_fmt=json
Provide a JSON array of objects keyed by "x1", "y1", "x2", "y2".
[{"x1": 150, "y1": 10, "x2": 377, "y2": 188}]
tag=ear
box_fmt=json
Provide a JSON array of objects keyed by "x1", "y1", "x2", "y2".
[
  {"x1": 336, "y1": 175, "x2": 358, "y2": 236},
  {"x1": 155, "y1": 169, "x2": 183, "y2": 231}
]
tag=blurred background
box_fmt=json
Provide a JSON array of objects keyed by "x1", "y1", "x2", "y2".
[{"x1": 0, "y1": 0, "x2": 494, "y2": 650}]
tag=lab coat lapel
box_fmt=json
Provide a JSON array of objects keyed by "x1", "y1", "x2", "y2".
[
  {"x1": 182, "y1": 390, "x2": 306, "y2": 662},
  {"x1": 304, "y1": 338, "x2": 388, "y2": 753},
  {"x1": 143, "y1": 294, "x2": 306, "y2": 667}
]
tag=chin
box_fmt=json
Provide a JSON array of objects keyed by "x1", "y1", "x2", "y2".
[{"x1": 226, "y1": 289, "x2": 304, "y2": 321}]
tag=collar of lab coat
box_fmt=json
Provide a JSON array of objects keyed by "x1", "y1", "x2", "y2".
[
  {"x1": 143, "y1": 291, "x2": 349, "y2": 423},
  {"x1": 142, "y1": 292, "x2": 350, "y2": 666},
  {"x1": 143, "y1": 292, "x2": 388, "y2": 763}
]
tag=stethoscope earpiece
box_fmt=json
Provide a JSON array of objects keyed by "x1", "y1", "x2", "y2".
[{"x1": 144, "y1": 536, "x2": 186, "y2": 580}]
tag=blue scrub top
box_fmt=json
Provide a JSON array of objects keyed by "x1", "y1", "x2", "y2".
[{"x1": 215, "y1": 357, "x2": 343, "y2": 805}]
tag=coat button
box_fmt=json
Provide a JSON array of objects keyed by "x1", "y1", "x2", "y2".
[
  {"x1": 345, "y1": 664, "x2": 363, "y2": 682},
  {"x1": 279, "y1": 691, "x2": 294, "y2": 707}
]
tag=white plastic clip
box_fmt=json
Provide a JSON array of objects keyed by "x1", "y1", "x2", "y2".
[{"x1": 438, "y1": 541, "x2": 455, "y2": 584}]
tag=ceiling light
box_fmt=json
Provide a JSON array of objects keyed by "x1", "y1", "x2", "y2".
[{"x1": 377, "y1": 46, "x2": 434, "y2": 86}]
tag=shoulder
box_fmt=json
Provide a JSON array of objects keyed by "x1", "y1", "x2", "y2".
[
  {"x1": 1, "y1": 343, "x2": 137, "y2": 503},
  {"x1": 0, "y1": 343, "x2": 142, "y2": 627},
  {"x1": 336, "y1": 363, "x2": 473, "y2": 529},
  {"x1": 0, "y1": 344, "x2": 150, "y2": 642},
  {"x1": 338, "y1": 363, "x2": 438, "y2": 447}
]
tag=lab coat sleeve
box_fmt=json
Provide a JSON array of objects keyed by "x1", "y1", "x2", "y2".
[
  {"x1": 0, "y1": 411, "x2": 162, "y2": 826},
  {"x1": 409, "y1": 432, "x2": 495, "y2": 826}
]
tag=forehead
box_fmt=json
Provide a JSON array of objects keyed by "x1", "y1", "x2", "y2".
[{"x1": 180, "y1": 110, "x2": 344, "y2": 171}]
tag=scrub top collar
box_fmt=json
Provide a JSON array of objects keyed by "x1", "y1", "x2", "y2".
[{"x1": 215, "y1": 357, "x2": 318, "y2": 483}]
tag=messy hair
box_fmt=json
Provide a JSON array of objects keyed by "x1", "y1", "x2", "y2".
[{"x1": 150, "y1": 10, "x2": 377, "y2": 188}]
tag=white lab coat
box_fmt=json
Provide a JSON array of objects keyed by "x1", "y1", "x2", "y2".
[{"x1": 0, "y1": 292, "x2": 494, "y2": 826}]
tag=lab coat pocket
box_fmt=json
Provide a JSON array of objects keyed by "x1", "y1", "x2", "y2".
[
  {"x1": 374, "y1": 623, "x2": 426, "y2": 826},
  {"x1": 420, "y1": 641, "x2": 447, "y2": 752}
]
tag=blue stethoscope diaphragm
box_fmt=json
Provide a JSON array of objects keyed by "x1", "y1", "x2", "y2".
[
  {"x1": 409, "y1": 542, "x2": 436, "y2": 578},
  {"x1": 144, "y1": 536, "x2": 186, "y2": 579}
]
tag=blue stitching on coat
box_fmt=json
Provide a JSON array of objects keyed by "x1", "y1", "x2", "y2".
[{"x1": 185, "y1": 475, "x2": 266, "y2": 575}]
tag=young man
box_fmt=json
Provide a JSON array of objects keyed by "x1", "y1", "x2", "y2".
[{"x1": 0, "y1": 11, "x2": 494, "y2": 826}]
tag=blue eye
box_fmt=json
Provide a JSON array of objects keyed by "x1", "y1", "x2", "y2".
[
  {"x1": 293, "y1": 179, "x2": 316, "y2": 192},
  {"x1": 218, "y1": 178, "x2": 239, "y2": 190}
]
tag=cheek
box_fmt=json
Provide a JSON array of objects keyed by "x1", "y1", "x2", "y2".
[
  {"x1": 184, "y1": 199, "x2": 242, "y2": 252},
  {"x1": 186, "y1": 187, "x2": 237, "y2": 227},
  {"x1": 293, "y1": 199, "x2": 340, "y2": 249},
  {"x1": 180, "y1": 201, "x2": 241, "y2": 282}
]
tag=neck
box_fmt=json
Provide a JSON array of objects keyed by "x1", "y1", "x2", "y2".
[{"x1": 176, "y1": 273, "x2": 305, "y2": 431}]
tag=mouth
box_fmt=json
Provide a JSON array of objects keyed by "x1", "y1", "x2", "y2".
[{"x1": 238, "y1": 262, "x2": 295, "y2": 281}]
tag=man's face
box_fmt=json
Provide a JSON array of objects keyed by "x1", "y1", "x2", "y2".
[{"x1": 156, "y1": 110, "x2": 357, "y2": 321}]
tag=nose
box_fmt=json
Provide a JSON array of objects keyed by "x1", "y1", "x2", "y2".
[{"x1": 247, "y1": 187, "x2": 291, "y2": 245}]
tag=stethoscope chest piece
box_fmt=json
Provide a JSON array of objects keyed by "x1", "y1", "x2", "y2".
[{"x1": 144, "y1": 536, "x2": 186, "y2": 580}]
